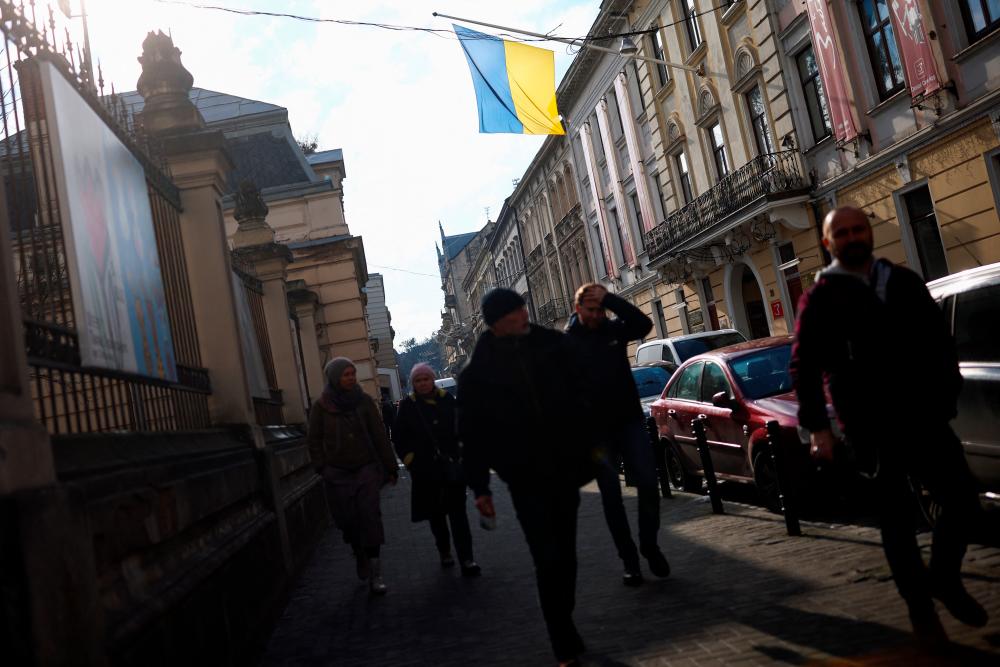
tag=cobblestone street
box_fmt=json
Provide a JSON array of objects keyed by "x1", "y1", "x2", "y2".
[{"x1": 261, "y1": 476, "x2": 1000, "y2": 666}]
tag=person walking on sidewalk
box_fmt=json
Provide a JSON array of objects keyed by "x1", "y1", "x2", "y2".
[
  {"x1": 308, "y1": 357, "x2": 399, "y2": 595},
  {"x1": 393, "y1": 363, "x2": 480, "y2": 577},
  {"x1": 565, "y1": 283, "x2": 670, "y2": 587},
  {"x1": 458, "y1": 288, "x2": 595, "y2": 667},
  {"x1": 791, "y1": 206, "x2": 986, "y2": 643}
]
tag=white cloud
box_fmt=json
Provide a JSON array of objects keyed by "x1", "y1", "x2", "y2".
[{"x1": 73, "y1": 0, "x2": 597, "y2": 344}]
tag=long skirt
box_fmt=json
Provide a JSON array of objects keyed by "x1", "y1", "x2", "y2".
[{"x1": 321, "y1": 463, "x2": 385, "y2": 550}]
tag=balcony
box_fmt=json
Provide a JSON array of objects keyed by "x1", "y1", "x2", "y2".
[
  {"x1": 644, "y1": 150, "x2": 808, "y2": 263},
  {"x1": 536, "y1": 298, "x2": 568, "y2": 326}
]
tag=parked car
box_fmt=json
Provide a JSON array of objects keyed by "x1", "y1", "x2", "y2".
[
  {"x1": 649, "y1": 336, "x2": 841, "y2": 508},
  {"x1": 434, "y1": 377, "x2": 457, "y2": 396},
  {"x1": 631, "y1": 361, "x2": 678, "y2": 420},
  {"x1": 635, "y1": 329, "x2": 747, "y2": 366},
  {"x1": 927, "y1": 262, "x2": 1000, "y2": 495}
]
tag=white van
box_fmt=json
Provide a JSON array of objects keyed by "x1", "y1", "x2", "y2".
[
  {"x1": 634, "y1": 329, "x2": 747, "y2": 365},
  {"x1": 434, "y1": 377, "x2": 457, "y2": 396}
]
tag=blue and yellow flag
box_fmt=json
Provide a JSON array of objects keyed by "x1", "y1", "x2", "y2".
[{"x1": 454, "y1": 25, "x2": 565, "y2": 135}]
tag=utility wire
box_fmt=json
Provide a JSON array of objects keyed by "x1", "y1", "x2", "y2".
[
  {"x1": 369, "y1": 264, "x2": 439, "y2": 278},
  {"x1": 153, "y1": 0, "x2": 735, "y2": 45}
]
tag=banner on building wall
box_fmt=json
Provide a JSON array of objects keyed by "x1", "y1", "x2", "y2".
[
  {"x1": 804, "y1": 0, "x2": 858, "y2": 143},
  {"x1": 579, "y1": 125, "x2": 617, "y2": 278},
  {"x1": 38, "y1": 60, "x2": 178, "y2": 382},
  {"x1": 888, "y1": 0, "x2": 941, "y2": 100}
]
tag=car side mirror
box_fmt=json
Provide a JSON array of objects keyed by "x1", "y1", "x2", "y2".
[{"x1": 711, "y1": 391, "x2": 732, "y2": 409}]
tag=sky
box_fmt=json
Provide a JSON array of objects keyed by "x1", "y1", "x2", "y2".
[{"x1": 58, "y1": 0, "x2": 598, "y2": 347}]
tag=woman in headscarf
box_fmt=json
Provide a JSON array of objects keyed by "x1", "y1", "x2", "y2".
[
  {"x1": 308, "y1": 357, "x2": 398, "y2": 595},
  {"x1": 393, "y1": 363, "x2": 480, "y2": 576}
]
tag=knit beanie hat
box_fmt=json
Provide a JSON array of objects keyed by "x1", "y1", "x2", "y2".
[
  {"x1": 324, "y1": 357, "x2": 356, "y2": 386},
  {"x1": 481, "y1": 288, "x2": 526, "y2": 326},
  {"x1": 409, "y1": 362, "x2": 436, "y2": 383}
]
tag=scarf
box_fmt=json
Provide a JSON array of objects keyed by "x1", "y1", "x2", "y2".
[{"x1": 320, "y1": 383, "x2": 365, "y2": 413}]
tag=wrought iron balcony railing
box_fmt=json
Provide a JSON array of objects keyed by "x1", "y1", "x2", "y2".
[
  {"x1": 644, "y1": 150, "x2": 807, "y2": 263},
  {"x1": 537, "y1": 298, "x2": 568, "y2": 325}
]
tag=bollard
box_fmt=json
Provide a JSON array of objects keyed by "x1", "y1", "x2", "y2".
[
  {"x1": 647, "y1": 416, "x2": 672, "y2": 499},
  {"x1": 765, "y1": 420, "x2": 801, "y2": 536},
  {"x1": 692, "y1": 415, "x2": 724, "y2": 514}
]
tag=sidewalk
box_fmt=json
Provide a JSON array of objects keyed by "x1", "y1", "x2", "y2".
[{"x1": 260, "y1": 475, "x2": 1000, "y2": 666}]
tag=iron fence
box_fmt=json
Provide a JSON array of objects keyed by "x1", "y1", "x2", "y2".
[
  {"x1": 644, "y1": 150, "x2": 807, "y2": 262},
  {"x1": 2, "y1": 1, "x2": 210, "y2": 435},
  {"x1": 232, "y1": 256, "x2": 284, "y2": 426},
  {"x1": 537, "y1": 297, "x2": 568, "y2": 325}
]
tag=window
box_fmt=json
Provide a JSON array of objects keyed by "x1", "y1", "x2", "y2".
[
  {"x1": 673, "y1": 332, "x2": 745, "y2": 363},
  {"x1": 746, "y1": 84, "x2": 775, "y2": 157},
  {"x1": 730, "y1": 345, "x2": 793, "y2": 400},
  {"x1": 797, "y1": 46, "x2": 832, "y2": 142},
  {"x1": 630, "y1": 192, "x2": 645, "y2": 239},
  {"x1": 609, "y1": 208, "x2": 626, "y2": 266},
  {"x1": 649, "y1": 25, "x2": 670, "y2": 87},
  {"x1": 653, "y1": 299, "x2": 667, "y2": 337},
  {"x1": 954, "y1": 283, "x2": 1000, "y2": 362},
  {"x1": 652, "y1": 172, "x2": 668, "y2": 220},
  {"x1": 592, "y1": 221, "x2": 609, "y2": 278},
  {"x1": 902, "y1": 185, "x2": 948, "y2": 281},
  {"x1": 859, "y1": 0, "x2": 905, "y2": 99},
  {"x1": 673, "y1": 361, "x2": 705, "y2": 401},
  {"x1": 701, "y1": 362, "x2": 732, "y2": 402},
  {"x1": 682, "y1": 0, "x2": 703, "y2": 52},
  {"x1": 777, "y1": 241, "x2": 804, "y2": 317},
  {"x1": 675, "y1": 152, "x2": 694, "y2": 203},
  {"x1": 708, "y1": 123, "x2": 730, "y2": 181},
  {"x1": 960, "y1": 0, "x2": 1000, "y2": 42},
  {"x1": 632, "y1": 366, "x2": 673, "y2": 398},
  {"x1": 630, "y1": 60, "x2": 647, "y2": 109},
  {"x1": 611, "y1": 93, "x2": 625, "y2": 138}
]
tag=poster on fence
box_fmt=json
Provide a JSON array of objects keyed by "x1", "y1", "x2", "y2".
[{"x1": 38, "y1": 60, "x2": 177, "y2": 382}]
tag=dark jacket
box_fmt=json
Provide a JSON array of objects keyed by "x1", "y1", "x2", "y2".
[
  {"x1": 790, "y1": 258, "x2": 961, "y2": 440},
  {"x1": 565, "y1": 292, "x2": 653, "y2": 426},
  {"x1": 457, "y1": 324, "x2": 594, "y2": 497},
  {"x1": 392, "y1": 389, "x2": 464, "y2": 521},
  {"x1": 307, "y1": 393, "x2": 397, "y2": 475}
]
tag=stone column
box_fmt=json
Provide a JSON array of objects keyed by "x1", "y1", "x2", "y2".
[
  {"x1": 232, "y1": 183, "x2": 307, "y2": 424},
  {"x1": 288, "y1": 282, "x2": 324, "y2": 403}
]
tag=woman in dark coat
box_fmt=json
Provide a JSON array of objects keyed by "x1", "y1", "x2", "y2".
[
  {"x1": 308, "y1": 357, "x2": 398, "y2": 595},
  {"x1": 393, "y1": 363, "x2": 480, "y2": 576}
]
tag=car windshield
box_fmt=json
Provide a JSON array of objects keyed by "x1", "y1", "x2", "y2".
[
  {"x1": 631, "y1": 367, "x2": 672, "y2": 398},
  {"x1": 673, "y1": 332, "x2": 746, "y2": 362},
  {"x1": 729, "y1": 344, "x2": 793, "y2": 400}
]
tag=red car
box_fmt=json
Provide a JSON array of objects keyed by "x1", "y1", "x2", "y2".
[{"x1": 649, "y1": 335, "x2": 838, "y2": 508}]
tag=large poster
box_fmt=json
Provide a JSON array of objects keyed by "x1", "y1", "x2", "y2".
[
  {"x1": 38, "y1": 60, "x2": 177, "y2": 381},
  {"x1": 888, "y1": 0, "x2": 941, "y2": 100},
  {"x1": 804, "y1": 0, "x2": 859, "y2": 143}
]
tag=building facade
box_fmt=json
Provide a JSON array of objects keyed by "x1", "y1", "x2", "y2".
[
  {"x1": 364, "y1": 273, "x2": 401, "y2": 401},
  {"x1": 437, "y1": 221, "x2": 491, "y2": 373}
]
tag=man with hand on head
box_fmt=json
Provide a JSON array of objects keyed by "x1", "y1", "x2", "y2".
[
  {"x1": 458, "y1": 288, "x2": 595, "y2": 667},
  {"x1": 566, "y1": 283, "x2": 670, "y2": 587}
]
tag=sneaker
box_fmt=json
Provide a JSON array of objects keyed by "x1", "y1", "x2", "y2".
[
  {"x1": 623, "y1": 559, "x2": 644, "y2": 587},
  {"x1": 460, "y1": 560, "x2": 482, "y2": 577},
  {"x1": 932, "y1": 581, "x2": 988, "y2": 628},
  {"x1": 440, "y1": 551, "x2": 455, "y2": 568},
  {"x1": 641, "y1": 547, "x2": 671, "y2": 578},
  {"x1": 369, "y1": 558, "x2": 388, "y2": 595}
]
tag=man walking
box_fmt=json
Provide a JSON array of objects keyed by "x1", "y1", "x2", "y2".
[
  {"x1": 566, "y1": 283, "x2": 670, "y2": 586},
  {"x1": 791, "y1": 206, "x2": 986, "y2": 642},
  {"x1": 458, "y1": 288, "x2": 594, "y2": 667}
]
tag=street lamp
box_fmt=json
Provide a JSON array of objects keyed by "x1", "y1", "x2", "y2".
[{"x1": 619, "y1": 36, "x2": 639, "y2": 57}]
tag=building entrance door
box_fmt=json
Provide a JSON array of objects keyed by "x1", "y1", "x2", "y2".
[{"x1": 740, "y1": 265, "x2": 771, "y2": 339}]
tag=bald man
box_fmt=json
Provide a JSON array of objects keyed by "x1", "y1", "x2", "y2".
[{"x1": 790, "y1": 207, "x2": 985, "y2": 644}]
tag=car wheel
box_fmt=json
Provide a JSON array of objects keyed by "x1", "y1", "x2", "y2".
[
  {"x1": 752, "y1": 449, "x2": 782, "y2": 513},
  {"x1": 664, "y1": 442, "x2": 701, "y2": 492},
  {"x1": 910, "y1": 476, "x2": 941, "y2": 529}
]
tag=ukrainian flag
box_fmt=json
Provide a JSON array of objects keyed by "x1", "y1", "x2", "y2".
[{"x1": 454, "y1": 24, "x2": 565, "y2": 135}]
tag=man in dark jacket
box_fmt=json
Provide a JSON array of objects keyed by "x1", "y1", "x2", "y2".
[
  {"x1": 566, "y1": 283, "x2": 669, "y2": 586},
  {"x1": 791, "y1": 206, "x2": 985, "y2": 643},
  {"x1": 459, "y1": 288, "x2": 593, "y2": 667}
]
